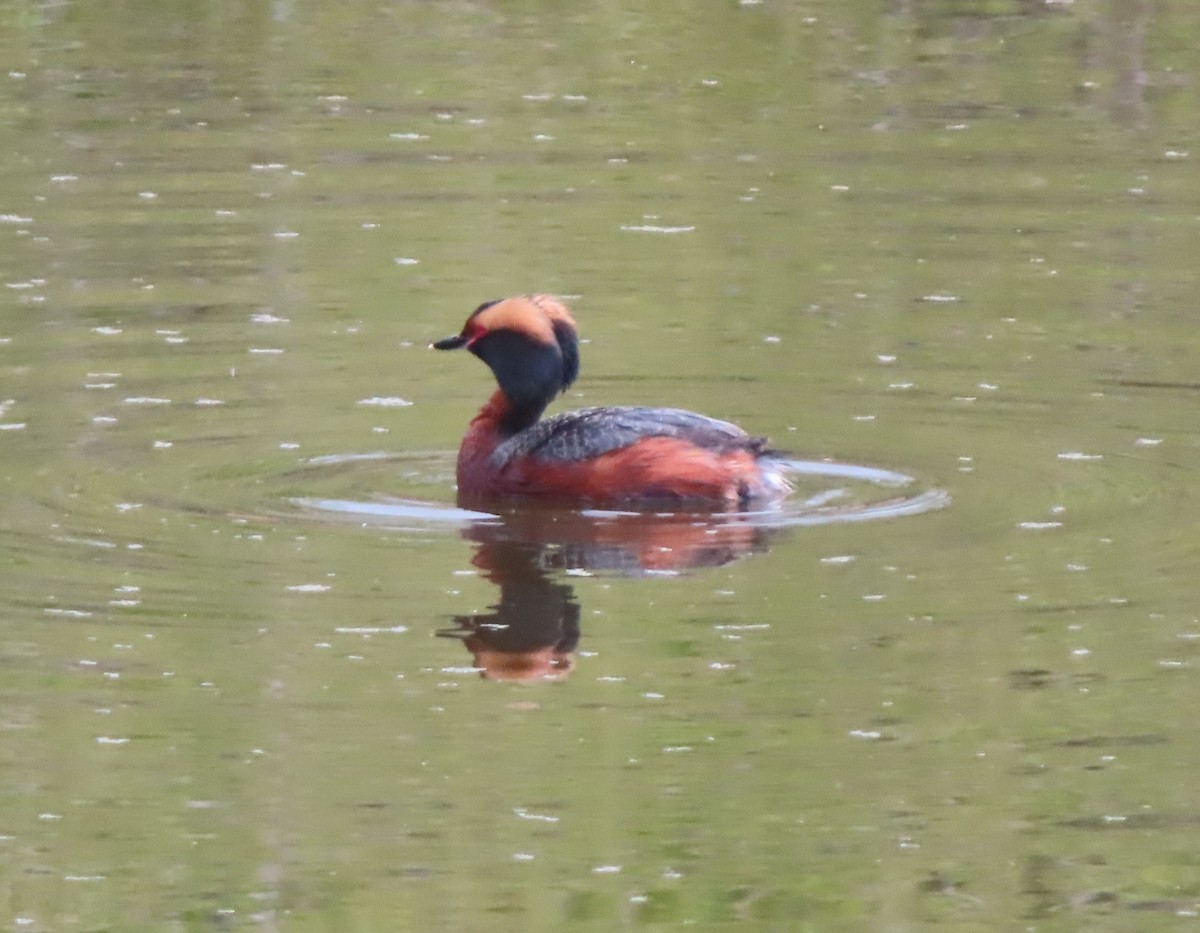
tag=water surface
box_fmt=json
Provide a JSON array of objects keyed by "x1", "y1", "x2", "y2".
[{"x1": 3, "y1": 1, "x2": 1200, "y2": 929}]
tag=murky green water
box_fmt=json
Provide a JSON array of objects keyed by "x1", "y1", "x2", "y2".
[{"x1": 3, "y1": 1, "x2": 1200, "y2": 929}]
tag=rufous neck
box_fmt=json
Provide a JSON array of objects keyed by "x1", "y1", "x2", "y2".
[{"x1": 471, "y1": 388, "x2": 548, "y2": 437}]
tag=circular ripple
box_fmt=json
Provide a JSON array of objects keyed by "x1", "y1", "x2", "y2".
[{"x1": 286, "y1": 454, "x2": 950, "y2": 531}]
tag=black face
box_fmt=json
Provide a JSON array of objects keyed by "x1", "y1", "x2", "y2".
[
  {"x1": 433, "y1": 299, "x2": 580, "y2": 434},
  {"x1": 471, "y1": 330, "x2": 566, "y2": 433}
]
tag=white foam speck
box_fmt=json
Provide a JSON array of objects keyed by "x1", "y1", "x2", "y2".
[
  {"x1": 620, "y1": 224, "x2": 695, "y2": 234},
  {"x1": 357, "y1": 397, "x2": 413, "y2": 407}
]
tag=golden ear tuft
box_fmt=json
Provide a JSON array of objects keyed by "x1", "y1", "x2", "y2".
[{"x1": 468, "y1": 294, "x2": 575, "y2": 346}]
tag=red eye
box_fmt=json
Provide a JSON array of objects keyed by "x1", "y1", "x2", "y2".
[{"x1": 464, "y1": 321, "x2": 487, "y2": 346}]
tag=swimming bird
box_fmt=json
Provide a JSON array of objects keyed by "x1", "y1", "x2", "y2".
[{"x1": 432, "y1": 295, "x2": 790, "y2": 508}]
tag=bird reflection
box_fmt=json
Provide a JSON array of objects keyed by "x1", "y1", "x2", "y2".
[
  {"x1": 437, "y1": 504, "x2": 777, "y2": 682},
  {"x1": 437, "y1": 532, "x2": 581, "y2": 683}
]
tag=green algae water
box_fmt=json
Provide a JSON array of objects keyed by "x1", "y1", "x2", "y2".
[{"x1": 3, "y1": 1, "x2": 1200, "y2": 929}]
